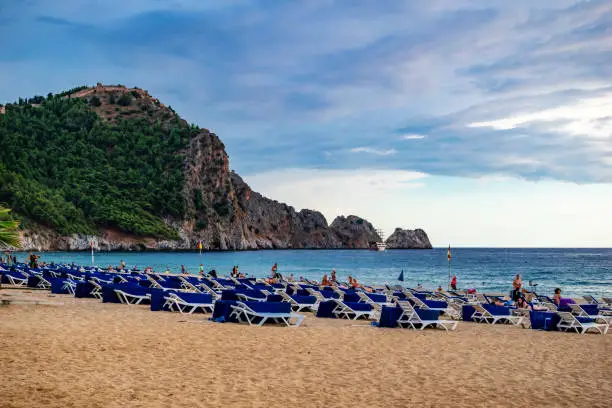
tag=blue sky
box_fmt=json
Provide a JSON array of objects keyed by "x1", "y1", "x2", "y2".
[{"x1": 1, "y1": 0, "x2": 611, "y2": 246}]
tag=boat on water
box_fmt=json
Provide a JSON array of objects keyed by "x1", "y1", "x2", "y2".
[{"x1": 373, "y1": 228, "x2": 387, "y2": 251}]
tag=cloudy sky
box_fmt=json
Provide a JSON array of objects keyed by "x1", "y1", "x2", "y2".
[{"x1": 1, "y1": 0, "x2": 611, "y2": 246}]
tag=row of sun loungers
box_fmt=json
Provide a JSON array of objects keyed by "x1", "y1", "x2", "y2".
[{"x1": 1, "y1": 263, "x2": 609, "y2": 333}]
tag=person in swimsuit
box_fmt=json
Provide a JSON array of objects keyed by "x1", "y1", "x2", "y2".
[
  {"x1": 512, "y1": 274, "x2": 522, "y2": 301},
  {"x1": 553, "y1": 288, "x2": 562, "y2": 306}
]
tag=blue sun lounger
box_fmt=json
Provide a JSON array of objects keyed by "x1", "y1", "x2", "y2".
[
  {"x1": 280, "y1": 291, "x2": 318, "y2": 312},
  {"x1": 234, "y1": 288, "x2": 268, "y2": 302},
  {"x1": 331, "y1": 299, "x2": 375, "y2": 320},
  {"x1": 114, "y1": 286, "x2": 151, "y2": 305},
  {"x1": 471, "y1": 304, "x2": 523, "y2": 325},
  {"x1": 2, "y1": 270, "x2": 29, "y2": 286},
  {"x1": 163, "y1": 292, "x2": 215, "y2": 314},
  {"x1": 396, "y1": 301, "x2": 457, "y2": 331},
  {"x1": 229, "y1": 301, "x2": 304, "y2": 326}
]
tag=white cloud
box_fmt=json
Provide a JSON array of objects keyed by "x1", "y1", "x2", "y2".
[
  {"x1": 401, "y1": 134, "x2": 426, "y2": 140},
  {"x1": 350, "y1": 147, "x2": 397, "y2": 156},
  {"x1": 467, "y1": 94, "x2": 612, "y2": 139}
]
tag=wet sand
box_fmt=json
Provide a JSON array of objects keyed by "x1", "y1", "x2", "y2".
[{"x1": 1, "y1": 289, "x2": 610, "y2": 408}]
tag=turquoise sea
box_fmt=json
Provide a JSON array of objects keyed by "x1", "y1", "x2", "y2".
[{"x1": 12, "y1": 248, "x2": 612, "y2": 297}]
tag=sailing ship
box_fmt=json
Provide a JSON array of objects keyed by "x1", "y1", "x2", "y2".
[{"x1": 374, "y1": 228, "x2": 387, "y2": 251}]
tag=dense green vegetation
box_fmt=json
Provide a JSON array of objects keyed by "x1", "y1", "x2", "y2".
[
  {"x1": 0, "y1": 92, "x2": 199, "y2": 238},
  {"x1": 0, "y1": 205, "x2": 21, "y2": 248}
]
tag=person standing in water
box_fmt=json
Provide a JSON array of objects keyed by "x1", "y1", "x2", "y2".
[
  {"x1": 199, "y1": 264, "x2": 205, "y2": 276},
  {"x1": 181, "y1": 265, "x2": 187, "y2": 275}
]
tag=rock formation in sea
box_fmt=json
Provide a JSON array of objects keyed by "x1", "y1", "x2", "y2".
[
  {"x1": 385, "y1": 228, "x2": 433, "y2": 249},
  {"x1": 2, "y1": 84, "x2": 432, "y2": 251}
]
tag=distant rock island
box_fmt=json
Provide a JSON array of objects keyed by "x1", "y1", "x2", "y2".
[{"x1": 0, "y1": 83, "x2": 432, "y2": 251}]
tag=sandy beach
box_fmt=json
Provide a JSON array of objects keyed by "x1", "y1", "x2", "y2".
[{"x1": 1, "y1": 288, "x2": 610, "y2": 408}]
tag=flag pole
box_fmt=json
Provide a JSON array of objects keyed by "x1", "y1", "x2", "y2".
[
  {"x1": 447, "y1": 245, "x2": 451, "y2": 290},
  {"x1": 198, "y1": 240, "x2": 203, "y2": 268}
]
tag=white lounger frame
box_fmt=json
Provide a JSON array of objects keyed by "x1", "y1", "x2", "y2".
[
  {"x1": 163, "y1": 293, "x2": 214, "y2": 314},
  {"x1": 331, "y1": 299, "x2": 375, "y2": 320},
  {"x1": 229, "y1": 302, "x2": 304, "y2": 327},
  {"x1": 557, "y1": 312, "x2": 608, "y2": 335},
  {"x1": 568, "y1": 304, "x2": 612, "y2": 325},
  {"x1": 4, "y1": 272, "x2": 28, "y2": 286},
  {"x1": 396, "y1": 301, "x2": 457, "y2": 331},
  {"x1": 114, "y1": 289, "x2": 150, "y2": 305},
  {"x1": 405, "y1": 292, "x2": 460, "y2": 320},
  {"x1": 471, "y1": 304, "x2": 524, "y2": 326},
  {"x1": 279, "y1": 291, "x2": 319, "y2": 312}
]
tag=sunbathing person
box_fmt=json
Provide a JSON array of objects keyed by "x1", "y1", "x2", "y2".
[
  {"x1": 516, "y1": 296, "x2": 532, "y2": 310},
  {"x1": 553, "y1": 288, "x2": 562, "y2": 305},
  {"x1": 321, "y1": 274, "x2": 332, "y2": 286},
  {"x1": 492, "y1": 298, "x2": 506, "y2": 307}
]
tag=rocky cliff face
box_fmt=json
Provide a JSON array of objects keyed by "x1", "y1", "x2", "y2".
[
  {"x1": 330, "y1": 215, "x2": 380, "y2": 248},
  {"x1": 385, "y1": 228, "x2": 432, "y2": 249},
  {"x1": 14, "y1": 84, "x2": 432, "y2": 251}
]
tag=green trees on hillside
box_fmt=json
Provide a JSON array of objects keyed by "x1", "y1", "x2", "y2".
[
  {"x1": 0, "y1": 205, "x2": 21, "y2": 248},
  {"x1": 0, "y1": 95, "x2": 199, "y2": 238}
]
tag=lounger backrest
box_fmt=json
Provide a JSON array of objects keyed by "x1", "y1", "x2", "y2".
[
  {"x1": 397, "y1": 301, "x2": 415, "y2": 313},
  {"x1": 366, "y1": 293, "x2": 388, "y2": 303},
  {"x1": 175, "y1": 292, "x2": 213, "y2": 304},
  {"x1": 241, "y1": 301, "x2": 291, "y2": 314},
  {"x1": 540, "y1": 302, "x2": 557, "y2": 311},
  {"x1": 415, "y1": 308, "x2": 440, "y2": 321},
  {"x1": 423, "y1": 299, "x2": 448, "y2": 309},
  {"x1": 482, "y1": 304, "x2": 510, "y2": 316},
  {"x1": 557, "y1": 311, "x2": 578, "y2": 325},
  {"x1": 291, "y1": 295, "x2": 317, "y2": 304},
  {"x1": 343, "y1": 301, "x2": 373, "y2": 312},
  {"x1": 235, "y1": 288, "x2": 267, "y2": 299},
  {"x1": 343, "y1": 293, "x2": 361, "y2": 303},
  {"x1": 569, "y1": 304, "x2": 587, "y2": 316}
]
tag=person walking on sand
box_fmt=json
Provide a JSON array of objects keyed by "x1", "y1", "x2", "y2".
[
  {"x1": 331, "y1": 269, "x2": 337, "y2": 283},
  {"x1": 451, "y1": 275, "x2": 457, "y2": 290},
  {"x1": 120, "y1": 260, "x2": 126, "y2": 270},
  {"x1": 512, "y1": 274, "x2": 522, "y2": 301},
  {"x1": 181, "y1": 265, "x2": 187, "y2": 275}
]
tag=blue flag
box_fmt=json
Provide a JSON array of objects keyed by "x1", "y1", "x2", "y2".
[{"x1": 398, "y1": 269, "x2": 404, "y2": 282}]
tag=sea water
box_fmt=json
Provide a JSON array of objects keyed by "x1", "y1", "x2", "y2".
[{"x1": 12, "y1": 248, "x2": 612, "y2": 297}]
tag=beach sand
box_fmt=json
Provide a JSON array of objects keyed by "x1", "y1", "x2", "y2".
[{"x1": 1, "y1": 289, "x2": 610, "y2": 408}]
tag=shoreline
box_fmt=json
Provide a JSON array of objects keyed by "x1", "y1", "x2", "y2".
[{"x1": 12, "y1": 247, "x2": 433, "y2": 253}]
